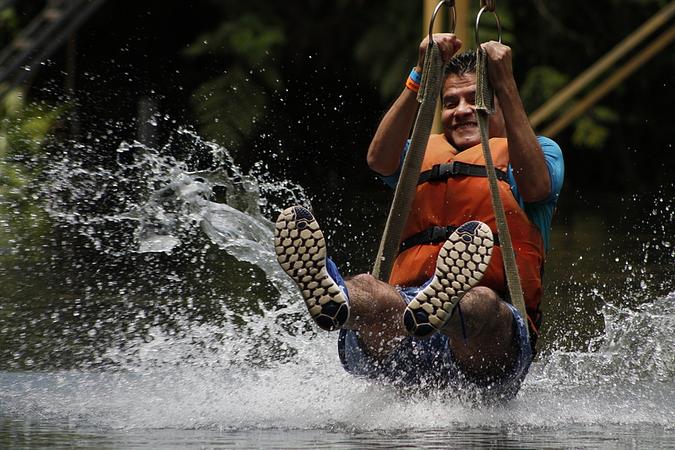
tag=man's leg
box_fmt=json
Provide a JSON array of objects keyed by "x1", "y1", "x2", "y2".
[
  {"x1": 402, "y1": 221, "x2": 524, "y2": 382},
  {"x1": 440, "y1": 287, "x2": 519, "y2": 380},
  {"x1": 342, "y1": 273, "x2": 407, "y2": 359},
  {"x1": 275, "y1": 206, "x2": 407, "y2": 359}
]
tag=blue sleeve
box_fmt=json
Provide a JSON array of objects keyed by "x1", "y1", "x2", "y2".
[
  {"x1": 378, "y1": 140, "x2": 409, "y2": 188},
  {"x1": 538, "y1": 136, "x2": 565, "y2": 204},
  {"x1": 508, "y1": 136, "x2": 564, "y2": 205},
  {"x1": 508, "y1": 136, "x2": 565, "y2": 251}
]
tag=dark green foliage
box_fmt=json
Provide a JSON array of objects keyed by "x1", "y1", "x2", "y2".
[
  {"x1": 185, "y1": 13, "x2": 285, "y2": 147},
  {"x1": 4, "y1": 0, "x2": 675, "y2": 199},
  {"x1": 353, "y1": 1, "x2": 420, "y2": 100},
  {"x1": 0, "y1": 7, "x2": 63, "y2": 261},
  {"x1": 572, "y1": 107, "x2": 620, "y2": 150},
  {"x1": 520, "y1": 66, "x2": 569, "y2": 113}
]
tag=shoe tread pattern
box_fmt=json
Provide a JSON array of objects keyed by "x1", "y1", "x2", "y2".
[
  {"x1": 274, "y1": 206, "x2": 349, "y2": 331},
  {"x1": 403, "y1": 221, "x2": 494, "y2": 338}
]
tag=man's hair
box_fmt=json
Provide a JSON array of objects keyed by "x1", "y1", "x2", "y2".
[{"x1": 444, "y1": 51, "x2": 476, "y2": 77}]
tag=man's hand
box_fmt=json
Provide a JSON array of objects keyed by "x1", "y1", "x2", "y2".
[
  {"x1": 481, "y1": 41, "x2": 517, "y2": 94},
  {"x1": 416, "y1": 33, "x2": 463, "y2": 71},
  {"x1": 367, "y1": 33, "x2": 462, "y2": 176}
]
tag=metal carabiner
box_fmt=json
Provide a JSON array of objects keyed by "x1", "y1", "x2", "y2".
[
  {"x1": 475, "y1": 5, "x2": 502, "y2": 47},
  {"x1": 428, "y1": 0, "x2": 457, "y2": 46}
]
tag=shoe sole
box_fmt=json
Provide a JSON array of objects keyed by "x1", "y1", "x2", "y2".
[
  {"x1": 403, "y1": 221, "x2": 494, "y2": 338},
  {"x1": 274, "y1": 206, "x2": 349, "y2": 331}
]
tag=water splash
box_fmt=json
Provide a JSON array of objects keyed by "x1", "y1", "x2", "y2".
[
  {"x1": 43, "y1": 128, "x2": 309, "y2": 258},
  {"x1": 2, "y1": 291, "x2": 674, "y2": 431},
  {"x1": 1, "y1": 131, "x2": 673, "y2": 438}
]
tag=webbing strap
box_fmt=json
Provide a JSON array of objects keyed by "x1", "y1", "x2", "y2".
[
  {"x1": 475, "y1": 47, "x2": 529, "y2": 338},
  {"x1": 418, "y1": 161, "x2": 509, "y2": 185},
  {"x1": 372, "y1": 41, "x2": 445, "y2": 281},
  {"x1": 399, "y1": 224, "x2": 501, "y2": 254}
]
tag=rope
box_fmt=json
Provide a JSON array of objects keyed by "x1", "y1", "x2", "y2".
[
  {"x1": 372, "y1": 41, "x2": 445, "y2": 281},
  {"x1": 475, "y1": 47, "x2": 529, "y2": 337}
]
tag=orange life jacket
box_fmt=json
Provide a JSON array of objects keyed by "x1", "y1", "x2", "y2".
[{"x1": 388, "y1": 134, "x2": 545, "y2": 331}]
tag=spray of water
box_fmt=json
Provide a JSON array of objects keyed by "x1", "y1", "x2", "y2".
[{"x1": 1, "y1": 130, "x2": 673, "y2": 434}]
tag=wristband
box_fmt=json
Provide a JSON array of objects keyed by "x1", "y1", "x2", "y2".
[
  {"x1": 406, "y1": 68, "x2": 422, "y2": 93},
  {"x1": 409, "y1": 67, "x2": 422, "y2": 84}
]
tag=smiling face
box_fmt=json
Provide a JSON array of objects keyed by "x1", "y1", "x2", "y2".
[{"x1": 441, "y1": 73, "x2": 506, "y2": 151}]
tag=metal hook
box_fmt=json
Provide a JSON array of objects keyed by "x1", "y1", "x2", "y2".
[
  {"x1": 428, "y1": 0, "x2": 456, "y2": 47},
  {"x1": 475, "y1": 5, "x2": 502, "y2": 47}
]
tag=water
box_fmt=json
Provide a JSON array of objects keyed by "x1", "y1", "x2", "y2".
[{"x1": 0, "y1": 130, "x2": 673, "y2": 448}]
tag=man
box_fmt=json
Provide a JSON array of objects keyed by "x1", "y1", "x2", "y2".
[{"x1": 274, "y1": 34, "x2": 564, "y2": 399}]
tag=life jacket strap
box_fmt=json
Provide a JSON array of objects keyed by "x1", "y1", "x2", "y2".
[
  {"x1": 399, "y1": 225, "x2": 501, "y2": 254},
  {"x1": 418, "y1": 161, "x2": 509, "y2": 185}
]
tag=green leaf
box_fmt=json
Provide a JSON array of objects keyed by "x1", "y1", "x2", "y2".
[
  {"x1": 571, "y1": 106, "x2": 619, "y2": 150},
  {"x1": 521, "y1": 66, "x2": 569, "y2": 113},
  {"x1": 185, "y1": 13, "x2": 286, "y2": 149},
  {"x1": 190, "y1": 68, "x2": 268, "y2": 149},
  {"x1": 184, "y1": 14, "x2": 285, "y2": 66}
]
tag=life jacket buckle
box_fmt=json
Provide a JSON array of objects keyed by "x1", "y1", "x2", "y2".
[
  {"x1": 447, "y1": 160, "x2": 458, "y2": 175},
  {"x1": 429, "y1": 164, "x2": 441, "y2": 179},
  {"x1": 430, "y1": 226, "x2": 449, "y2": 243}
]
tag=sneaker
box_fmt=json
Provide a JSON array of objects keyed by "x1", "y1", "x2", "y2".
[
  {"x1": 274, "y1": 206, "x2": 350, "y2": 331},
  {"x1": 403, "y1": 221, "x2": 494, "y2": 338}
]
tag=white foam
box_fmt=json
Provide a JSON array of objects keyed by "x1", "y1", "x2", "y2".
[{"x1": 2, "y1": 292, "x2": 673, "y2": 432}]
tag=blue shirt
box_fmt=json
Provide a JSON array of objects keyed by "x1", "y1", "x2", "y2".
[{"x1": 380, "y1": 136, "x2": 564, "y2": 251}]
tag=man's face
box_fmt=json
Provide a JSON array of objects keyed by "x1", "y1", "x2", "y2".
[{"x1": 441, "y1": 73, "x2": 506, "y2": 151}]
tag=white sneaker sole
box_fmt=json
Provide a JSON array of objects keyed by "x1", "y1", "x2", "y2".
[
  {"x1": 274, "y1": 206, "x2": 349, "y2": 331},
  {"x1": 403, "y1": 221, "x2": 494, "y2": 338}
]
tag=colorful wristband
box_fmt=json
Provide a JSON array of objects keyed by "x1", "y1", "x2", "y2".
[
  {"x1": 409, "y1": 67, "x2": 422, "y2": 84},
  {"x1": 406, "y1": 77, "x2": 420, "y2": 93},
  {"x1": 406, "y1": 67, "x2": 422, "y2": 93}
]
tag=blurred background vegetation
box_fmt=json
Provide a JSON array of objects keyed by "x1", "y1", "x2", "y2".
[{"x1": 1, "y1": 0, "x2": 673, "y2": 202}]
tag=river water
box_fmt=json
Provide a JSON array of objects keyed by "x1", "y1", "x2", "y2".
[{"x1": 0, "y1": 130, "x2": 673, "y2": 448}]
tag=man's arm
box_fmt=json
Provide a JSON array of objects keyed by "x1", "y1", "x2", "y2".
[
  {"x1": 482, "y1": 41, "x2": 551, "y2": 203},
  {"x1": 367, "y1": 34, "x2": 462, "y2": 176},
  {"x1": 367, "y1": 86, "x2": 419, "y2": 176}
]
